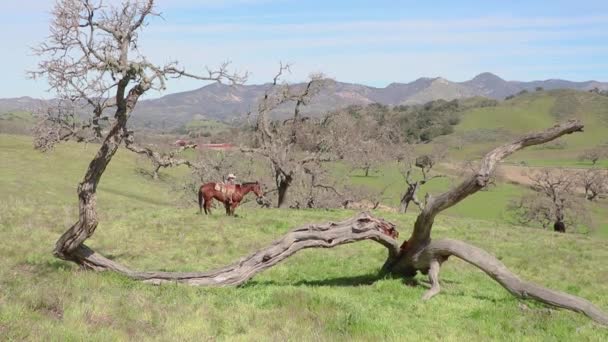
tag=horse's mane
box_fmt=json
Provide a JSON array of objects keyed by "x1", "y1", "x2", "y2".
[{"x1": 240, "y1": 181, "x2": 259, "y2": 186}]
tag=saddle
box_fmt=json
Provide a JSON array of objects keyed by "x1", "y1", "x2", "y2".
[{"x1": 214, "y1": 182, "x2": 236, "y2": 202}]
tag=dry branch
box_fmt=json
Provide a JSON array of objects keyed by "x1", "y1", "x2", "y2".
[
  {"x1": 65, "y1": 213, "x2": 400, "y2": 285},
  {"x1": 420, "y1": 239, "x2": 608, "y2": 325},
  {"x1": 124, "y1": 133, "x2": 200, "y2": 179},
  {"x1": 404, "y1": 120, "x2": 584, "y2": 248},
  {"x1": 379, "y1": 120, "x2": 608, "y2": 325}
]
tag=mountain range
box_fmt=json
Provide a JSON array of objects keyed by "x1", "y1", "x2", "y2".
[{"x1": 2, "y1": 73, "x2": 607, "y2": 130}]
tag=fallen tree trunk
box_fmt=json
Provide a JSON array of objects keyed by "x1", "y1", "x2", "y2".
[
  {"x1": 67, "y1": 213, "x2": 400, "y2": 285},
  {"x1": 423, "y1": 239, "x2": 608, "y2": 325}
]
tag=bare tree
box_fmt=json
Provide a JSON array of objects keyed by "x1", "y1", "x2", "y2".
[
  {"x1": 528, "y1": 168, "x2": 577, "y2": 232},
  {"x1": 342, "y1": 183, "x2": 393, "y2": 211},
  {"x1": 125, "y1": 135, "x2": 199, "y2": 179},
  {"x1": 579, "y1": 167, "x2": 608, "y2": 201},
  {"x1": 396, "y1": 146, "x2": 446, "y2": 213},
  {"x1": 578, "y1": 147, "x2": 607, "y2": 166},
  {"x1": 508, "y1": 168, "x2": 591, "y2": 233},
  {"x1": 31, "y1": 0, "x2": 245, "y2": 261},
  {"x1": 287, "y1": 163, "x2": 343, "y2": 209},
  {"x1": 33, "y1": 99, "x2": 101, "y2": 151},
  {"x1": 242, "y1": 65, "x2": 333, "y2": 208},
  {"x1": 337, "y1": 114, "x2": 390, "y2": 177}
]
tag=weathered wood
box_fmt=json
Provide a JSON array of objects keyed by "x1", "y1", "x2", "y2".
[
  {"x1": 377, "y1": 120, "x2": 608, "y2": 325},
  {"x1": 420, "y1": 239, "x2": 608, "y2": 325},
  {"x1": 394, "y1": 120, "x2": 584, "y2": 267},
  {"x1": 66, "y1": 213, "x2": 401, "y2": 285}
]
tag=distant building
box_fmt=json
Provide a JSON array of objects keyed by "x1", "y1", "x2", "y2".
[{"x1": 199, "y1": 143, "x2": 235, "y2": 151}]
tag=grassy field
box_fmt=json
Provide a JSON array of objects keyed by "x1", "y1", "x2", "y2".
[
  {"x1": 1, "y1": 134, "x2": 608, "y2": 340},
  {"x1": 345, "y1": 163, "x2": 608, "y2": 237},
  {"x1": 441, "y1": 90, "x2": 608, "y2": 167}
]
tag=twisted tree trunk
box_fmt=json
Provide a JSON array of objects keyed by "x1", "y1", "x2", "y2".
[
  {"x1": 62, "y1": 213, "x2": 401, "y2": 285},
  {"x1": 54, "y1": 115, "x2": 127, "y2": 258},
  {"x1": 54, "y1": 79, "x2": 148, "y2": 260},
  {"x1": 379, "y1": 120, "x2": 608, "y2": 325}
]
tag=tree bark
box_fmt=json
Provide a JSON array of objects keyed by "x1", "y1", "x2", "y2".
[
  {"x1": 390, "y1": 120, "x2": 584, "y2": 275},
  {"x1": 61, "y1": 213, "x2": 400, "y2": 285},
  {"x1": 277, "y1": 178, "x2": 292, "y2": 208},
  {"x1": 409, "y1": 238, "x2": 608, "y2": 325},
  {"x1": 54, "y1": 78, "x2": 148, "y2": 260},
  {"x1": 54, "y1": 115, "x2": 127, "y2": 258}
]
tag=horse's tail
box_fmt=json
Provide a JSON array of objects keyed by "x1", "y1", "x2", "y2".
[{"x1": 198, "y1": 186, "x2": 204, "y2": 214}]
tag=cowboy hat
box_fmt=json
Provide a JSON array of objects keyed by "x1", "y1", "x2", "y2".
[{"x1": 226, "y1": 173, "x2": 236, "y2": 179}]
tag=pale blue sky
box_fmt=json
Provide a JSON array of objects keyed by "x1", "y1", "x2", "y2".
[{"x1": 1, "y1": 0, "x2": 608, "y2": 99}]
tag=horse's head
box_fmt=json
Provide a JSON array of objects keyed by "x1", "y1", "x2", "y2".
[{"x1": 251, "y1": 181, "x2": 263, "y2": 199}]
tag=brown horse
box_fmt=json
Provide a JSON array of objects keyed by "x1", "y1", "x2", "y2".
[{"x1": 198, "y1": 181, "x2": 263, "y2": 216}]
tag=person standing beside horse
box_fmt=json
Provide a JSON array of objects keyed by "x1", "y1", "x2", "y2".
[
  {"x1": 224, "y1": 173, "x2": 237, "y2": 203},
  {"x1": 198, "y1": 175, "x2": 264, "y2": 216}
]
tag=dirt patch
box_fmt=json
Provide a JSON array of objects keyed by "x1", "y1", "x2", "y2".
[
  {"x1": 39, "y1": 304, "x2": 63, "y2": 320},
  {"x1": 496, "y1": 165, "x2": 588, "y2": 194},
  {"x1": 441, "y1": 162, "x2": 588, "y2": 194},
  {"x1": 85, "y1": 311, "x2": 115, "y2": 328},
  {"x1": 13, "y1": 263, "x2": 36, "y2": 276}
]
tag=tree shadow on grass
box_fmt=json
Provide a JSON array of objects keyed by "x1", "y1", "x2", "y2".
[{"x1": 244, "y1": 273, "x2": 403, "y2": 288}]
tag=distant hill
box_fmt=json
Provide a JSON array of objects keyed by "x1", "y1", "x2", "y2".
[
  {"x1": 435, "y1": 89, "x2": 608, "y2": 165},
  {"x1": 2, "y1": 73, "x2": 608, "y2": 130}
]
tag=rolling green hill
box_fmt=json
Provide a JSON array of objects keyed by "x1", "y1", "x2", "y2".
[
  {"x1": 440, "y1": 90, "x2": 608, "y2": 167},
  {"x1": 0, "y1": 111, "x2": 35, "y2": 135},
  {"x1": 1, "y1": 134, "x2": 608, "y2": 340}
]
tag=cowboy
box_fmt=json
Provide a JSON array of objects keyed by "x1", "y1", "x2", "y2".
[
  {"x1": 223, "y1": 173, "x2": 237, "y2": 204},
  {"x1": 226, "y1": 173, "x2": 236, "y2": 185}
]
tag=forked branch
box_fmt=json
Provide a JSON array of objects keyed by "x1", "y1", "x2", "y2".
[
  {"x1": 421, "y1": 239, "x2": 608, "y2": 325},
  {"x1": 124, "y1": 133, "x2": 200, "y2": 179},
  {"x1": 408, "y1": 120, "x2": 584, "y2": 245}
]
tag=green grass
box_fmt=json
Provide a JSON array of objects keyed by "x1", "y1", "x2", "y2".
[
  {"x1": 344, "y1": 162, "x2": 608, "y2": 236},
  {"x1": 447, "y1": 90, "x2": 608, "y2": 166},
  {"x1": 0, "y1": 111, "x2": 35, "y2": 134},
  {"x1": 1, "y1": 135, "x2": 608, "y2": 340},
  {"x1": 0, "y1": 111, "x2": 35, "y2": 122}
]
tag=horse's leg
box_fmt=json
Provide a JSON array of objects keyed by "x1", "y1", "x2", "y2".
[
  {"x1": 205, "y1": 197, "x2": 212, "y2": 215},
  {"x1": 226, "y1": 201, "x2": 234, "y2": 216},
  {"x1": 231, "y1": 202, "x2": 238, "y2": 216}
]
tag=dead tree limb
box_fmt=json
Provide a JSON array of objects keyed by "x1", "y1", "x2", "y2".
[
  {"x1": 380, "y1": 120, "x2": 608, "y2": 325},
  {"x1": 124, "y1": 133, "x2": 200, "y2": 179},
  {"x1": 65, "y1": 213, "x2": 400, "y2": 286},
  {"x1": 419, "y1": 239, "x2": 608, "y2": 325}
]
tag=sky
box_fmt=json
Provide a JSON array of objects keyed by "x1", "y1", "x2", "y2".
[{"x1": 1, "y1": 0, "x2": 608, "y2": 99}]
